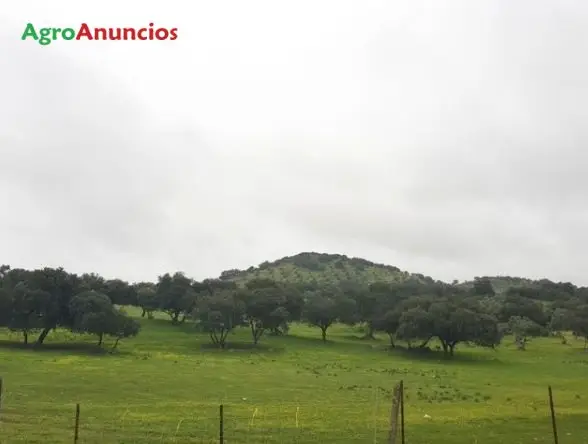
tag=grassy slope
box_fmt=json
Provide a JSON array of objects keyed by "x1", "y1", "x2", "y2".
[
  {"x1": 1, "y1": 307, "x2": 588, "y2": 443},
  {"x1": 224, "y1": 252, "x2": 436, "y2": 286}
]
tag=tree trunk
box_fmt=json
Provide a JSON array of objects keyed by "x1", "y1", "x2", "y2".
[
  {"x1": 388, "y1": 333, "x2": 395, "y2": 348},
  {"x1": 98, "y1": 333, "x2": 103, "y2": 346},
  {"x1": 35, "y1": 327, "x2": 52, "y2": 346},
  {"x1": 250, "y1": 322, "x2": 258, "y2": 344},
  {"x1": 23, "y1": 331, "x2": 28, "y2": 345},
  {"x1": 141, "y1": 308, "x2": 146, "y2": 317},
  {"x1": 441, "y1": 341, "x2": 448, "y2": 355},
  {"x1": 515, "y1": 335, "x2": 526, "y2": 350},
  {"x1": 419, "y1": 337, "x2": 432, "y2": 348},
  {"x1": 219, "y1": 328, "x2": 229, "y2": 349},
  {"x1": 321, "y1": 326, "x2": 327, "y2": 342},
  {"x1": 448, "y1": 343, "x2": 456, "y2": 356},
  {"x1": 111, "y1": 337, "x2": 121, "y2": 352},
  {"x1": 362, "y1": 323, "x2": 376, "y2": 340}
]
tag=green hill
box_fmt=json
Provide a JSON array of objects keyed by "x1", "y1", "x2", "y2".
[{"x1": 217, "y1": 252, "x2": 437, "y2": 286}]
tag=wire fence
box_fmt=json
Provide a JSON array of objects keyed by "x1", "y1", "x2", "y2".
[{"x1": 0, "y1": 378, "x2": 565, "y2": 444}]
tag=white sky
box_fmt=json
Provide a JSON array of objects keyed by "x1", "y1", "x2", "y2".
[{"x1": 2, "y1": 0, "x2": 588, "y2": 285}]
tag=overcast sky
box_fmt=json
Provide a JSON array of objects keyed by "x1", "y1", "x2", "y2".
[{"x1": 1, "y1": 1, "x2": 588, "y2": 285}]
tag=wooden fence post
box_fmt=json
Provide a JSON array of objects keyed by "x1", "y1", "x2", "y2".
[
  {"x1": 219, "y1": 404, "x2": 224, "y2": 444},
  {"x1": 388, "y1": 382, "x2": 402, "y2": 444},
  {"x1": 74, "y1": 403, "x2": 80, "y2": 444},
  {"x1": 548, "y1": 386, "x2": 559, "y2": 444},
  {"x1": 400, "y1": 380, "x2": 405, "y2": 444}
]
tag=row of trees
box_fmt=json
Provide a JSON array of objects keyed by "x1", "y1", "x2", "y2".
[
  {"x1": 141, "y1": 273, "x2": 588, "y2": 354},
  {"x1": 2, "y1": 263, "x2": 588, "y2": 356},
  {"x1": 0, "y1": 265, "x2": 139, "y2": 349}
]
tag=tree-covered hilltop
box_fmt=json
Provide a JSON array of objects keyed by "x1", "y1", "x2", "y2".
[
  {"x1": 1, "y1": 253, "x2": 588, "y2": 356},
  {"x1": 459, "y1": 276, "x2": 543, "y2": 294},
  {"x1": 218, "y1": 252, "x2": 437, "y2": 286}
]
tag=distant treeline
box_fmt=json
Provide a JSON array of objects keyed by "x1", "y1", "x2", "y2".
[{"x1": 1, "y1": 261, "x2": 587, "y2": 355}]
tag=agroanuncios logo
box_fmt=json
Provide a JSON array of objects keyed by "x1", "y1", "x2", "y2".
[{"x1": 22, "y1": 22, "x2": 178, "y2": 46}]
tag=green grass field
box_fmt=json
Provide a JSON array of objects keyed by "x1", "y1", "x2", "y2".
[{"x1": 1, "y1": 307, "x2": 587, "y2": 443}]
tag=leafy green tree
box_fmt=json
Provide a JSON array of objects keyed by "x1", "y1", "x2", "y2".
[
  {"x1": 241, "y1": 279, "x2": 304, "y2": 336},
  {"x1": 194, "y1": 291, "x2": 245, "y2": 348},
  {"x1": 281, "y1": 285, "x2": 305, "y2": 323},
  {"x1": 78, "y1": 273, "x2": 107, "y2": 293},
  {"x1": 0, "y1": 287, "x2": 11, "y2": 326},
  {"x1": 474, "y1": 313, "x2": 504, "y2": 348},
  {"x1": 197, "y1": 278, "x2": 237, "y2": 296},
  {"x1": 372, "y1": 309, "x2": 401, "y2": 347},
  {"x1": 6, "y1": 283, "x2": 50, "y2": 344},
  {"x1": 245, "y1": 278, "x2": 280, "y2": 291},
  {"x1": 303, "y1": 291, "x2": 356, "y2": 341},
  {"x1": 70, "y1": 290, "x2": 117, "y2": 345},
  {"x1": 568, "y1": 305, "x2": 588, "y2": 349},
  {"x1": 136, "y1": 286, "x2": 158, "y2": 319},
  {"x1": 104, "y1": 279, "x2": 137, "y2": 306},
  {"x1": 26, "y1": 267, "x2": 80, "y2": 345},
  {"x1": 351, "y1": 283, "x2": 380, "y2": 339},
  {"x1": 500, "y1": 292, "x2": 548, "y2": 326},
  {"x1": 303, "y1": 294, "x2": 334, "y2": 341},
  {"x1": 508, "y1": 316, "x2": 545, "y2": 350},
  {"x1": 240, "y1": 288, "x2": 289, "y2": 345},
  {"x1": 156, "y1": 272, "x2": 197, "y2": 324},
  {"x1": 396, "y1": 307, "x2": 434, "y2": 349},
  {"x1": 396, "y1": 295, "x2": 501, "y2": 356},
  {"x1": 473, "y1": 277, "x2": 495, "y2": 297},
  {"x1": 109, "y1": 309, "x2": 141, "y2": 351},
  {"x1": 69, "y1": 291, "x2": 140, "y2": 348},
  {"x1": 549, "y1": 308, "x2": 573, "y2": 344}
]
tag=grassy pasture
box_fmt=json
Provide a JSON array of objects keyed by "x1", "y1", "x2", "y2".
[{"x1": 1, "y1": 307, "x2": 587, "y2": 443}]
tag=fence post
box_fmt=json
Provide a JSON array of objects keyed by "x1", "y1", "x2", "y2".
[
  {"x1": 74, "y1": 403, "x2": 80, "y2": 444},
  {"x1": 388, "y1": 382, "x2": 402, "y2": 444},
  {"x1": 548, "y1": 386, "x2": 559, "y2": 444},
  {"x1": 400, "y1": 380, "x2": 405, "y2": 444},
  {"x1": 219, "y1": 404, "x2": 224, "y2": 444}
]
